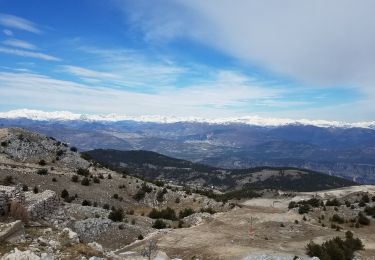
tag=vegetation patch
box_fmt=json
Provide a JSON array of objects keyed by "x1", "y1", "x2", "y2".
[
  {"x1": 37, "y1": 169, "x2": 48, "y2": 175},
  {"x1": 77, "y1": 168, "x2": 90, "y2": 177},
  {"x1": 148, "y1": 207, "x2": 177, "y2": 220},
  {"x1": 306, "y1": 231, "x2": 363, "y2": 260},
  {"x1": 152, "y1": 219, "x2": 167, "y2": 229},
  {"x1": 108, "y1": 207, "x2": 124, "y2": 222},
  {"x1": 364, "y1": 205, "x2": 375, "y2": 218}
]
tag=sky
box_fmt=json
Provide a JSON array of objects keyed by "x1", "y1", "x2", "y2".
[{"x1": 0, "y1": 0, "x2": 374, "y2": 121}]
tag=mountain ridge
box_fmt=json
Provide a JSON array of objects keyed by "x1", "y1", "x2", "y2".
[
  {"x1": 1, "y1": 108, "x2": 375, "y2": 129},
  {"x1": 2, "y1": 113, "x2": 375, "y2": 183},
  {"x1": 84, "y1": 148, "x2": 357, "y2": 192}
]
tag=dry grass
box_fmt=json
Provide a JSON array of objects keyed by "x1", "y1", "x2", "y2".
[
  {"x1": 25, "y1": 226, "x2": 45, "y2": 237},
  {"x1": 63, "y1": 243, "x2": 106, "y2": 259},
  {"x1": 0, "y1": 241, "x2": 30, "y2": 256}
]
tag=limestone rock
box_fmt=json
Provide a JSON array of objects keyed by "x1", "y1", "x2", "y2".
[
  {"x1": 0, "y1": 220, "x2": 24, "y2": 242},
  {"x1": 153, "y1": 251, "x2": 170, "y2": 260},
  {"x1": 182, "y1": 212, "x2": 212, "y2": 226},
  {"x1": 61, "y1": 227, "x2": 79, "y2": 244},
  {"x1": 88, "y1": 242, "x2": 103, "y2": 252},
  {"x1": 2, "y1": 248, "x2": 40, "y2": 260},
  {"x1": 73, "y1": 218, "x2": 111, "y2": 243}
]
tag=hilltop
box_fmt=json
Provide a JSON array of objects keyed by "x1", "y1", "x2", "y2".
[{"x1": 0, "y1": 127, "x2": 229, "y2": 259}]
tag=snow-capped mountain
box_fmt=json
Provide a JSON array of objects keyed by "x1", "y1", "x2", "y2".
[
  {"x1": 0, "y1": 109, "x2": 374, "y2": 129},
  {"x1": 1, "y1": 108, "x2": 375, "y2": 184}
]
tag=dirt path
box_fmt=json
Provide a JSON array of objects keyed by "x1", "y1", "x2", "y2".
[{"x1": 117, "y1": 198, "x2": 335, "y2": 259}]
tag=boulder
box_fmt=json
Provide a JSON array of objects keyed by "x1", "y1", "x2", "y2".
[
  {"x1": 88, "y1": 242, "x2": 103, "y2": 252},
  {"x1": 153, "y1": 251, "x2": 170, "y2": 260},
  {"x1": 2, "y1": 248, "x2": 40, "y2": 260},
  {"x1": 60, "y1": 227, "x2": 79, "y2": 244}
]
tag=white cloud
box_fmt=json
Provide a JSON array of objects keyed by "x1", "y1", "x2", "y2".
[
  {"x1": 63, "y1": 46, "x2": 187, "y2": 89},
  {"x1": 0, "y1": 71, "x2": 281, "y2": 117},
  {"x1": 62, "y1": 65, "x2": 118, "y2": 80},
  {"x1": 120, "y1": 0, "x2": 375, "y2": 92},
  {"x1": 119, "y1": 0, "x2": 201, "y2": 42},
  {"x1": 3, "y1": 29, "x2": 13, "y2": 36},
  {"x1": 0, "y1": 13, "x2": 41, "y2": 34},
  {"x1": 0, "y1": 47, "x2": 60, "y2": 61},
  {"x1": 3, "y1": 39, "x2": 36, "y2": 50},
  {"x1": 0, "y1": 69, "x2": 371, "y2": 120}
]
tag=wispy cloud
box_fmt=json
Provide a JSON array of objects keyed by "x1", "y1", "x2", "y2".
[
  {"x1": 3, "y1": 39, "x2": 37, "y2": 50},
  {"x1": 61, "y1": 65, "x2": 118, "y2": 80},
  {"x1": 0, "y1": 13, "x2": 41, "y2": 34},
  {"x1": 63, "y1": 46, "x2": 186, "y2": 89},
  {"x1": 0, "y1": 47, "x2": 60, "y2": 61},
  {"x1": 0, "y1": 71, "x2": 285, "y2": 117},
  {"x1": 3, "y1": 29, "x2": 13, "y2": 36}
]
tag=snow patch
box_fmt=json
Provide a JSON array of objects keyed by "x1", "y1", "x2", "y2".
[{"x1": 0, "y1": 109, "x2": 374, "y2": 129}]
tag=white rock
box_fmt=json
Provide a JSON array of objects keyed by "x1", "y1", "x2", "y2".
[
  {"x1": 62, "y1": 227, "x2": 79, "y2": 243},
  {"x1": 43, "y1": 228, "x2": 53, "y2": 234},
  {"x1": 37, "y1": 237, "x2": 49, "y2": 246},
  {"x1": 40, "y1": 252, "x2": 55, "y2": 260},
  {"x1": 48, "y1": 239, "x2": 61, "y2": 248},
  {"x1": 2, "y1": 248, "x2": 41, "y2": 260},
  {"x1": 88, "y1": 242, "x2": 103, "y2": 252},
  {"x1": 153, "y1": 251, "x2": 170, "y2": 260}
]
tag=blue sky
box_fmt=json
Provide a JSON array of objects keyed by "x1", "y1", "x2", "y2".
[{"x1": 0, "y1": 0, "x2": 374, "y2": 121}]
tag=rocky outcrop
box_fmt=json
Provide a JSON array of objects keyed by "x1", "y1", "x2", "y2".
[
  {"x1": 2, "y1": 248, "x2": 55, "y2": 260},
  {"x1": 0, "y1": 127, "x2": 89, "y2": 169},
  {"x1": 0, "y1": 220, "x2": 24, "y2": 242},
  {"x1": 182, "y1": 212, "x2": 213, "y2": 226},
  {"x1": 72, "y1": 218, "x2": 112, "y2": 243},
  {"x1": 2, "y1": 248, "x2": 41, "y2": 260},
  {"x1": 60, "y1": 227, "x2": 79, "y2": 244},
  {"x1": 0, "y1": 185, "x2": 58, "y2": 221},
  {"x1": 25, "y1": 190, "x2": 59, "y2": 220},
  {"x1": 0, "y1": 185, "x2": 25, "y2": 203}
]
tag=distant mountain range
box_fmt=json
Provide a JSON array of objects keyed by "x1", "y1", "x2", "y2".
[
  {"x1": 1, "y1": 109, "x2": 375, "y2": 128},
  {"x1": 1, "y1": 109, "x2": 375, "y2": 184}
]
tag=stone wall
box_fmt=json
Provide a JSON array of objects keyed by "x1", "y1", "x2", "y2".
[
  {"x1": 25, "y1": 190, "x2": 59, "y2": 220},
  {"x1": 0, "y1": 185, "x2": 25, "y2": 216},
  {"x1": 0, "y1": 185, "x2": 58, "y2": 220}
]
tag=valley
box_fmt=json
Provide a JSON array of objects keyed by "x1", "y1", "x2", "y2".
[
  {"x1": 84, "y1": 149, "x2": 356, "y2": 192},
  {"x1": 1, "y1": 111, "x2": 375, "y2": 184}
]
